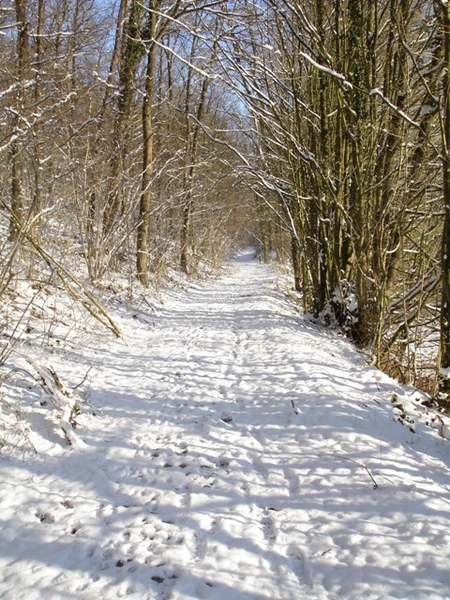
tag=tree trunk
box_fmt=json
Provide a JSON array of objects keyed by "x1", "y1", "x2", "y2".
[
  {"x1": 291, "y1": 236, "x2": 302, "y2": 293},
  {"x1": 180, "y1": 75, "x2": 209, "y2": 274},
  {"x1": 104, "y1": 0, "x2": 144, "y2": 238},
  {"x1": 137, "y1": 0, "x2": 183, "y2": 284},
  {"x1": 137, "y1": 29, "x2": 156, "y2": 286},
  {"x1": 438, "y1": 1, "x2": 450, "y2": 400},
  {"x1": 9, "y1": 0, "x2": 29, "y2": 242}
]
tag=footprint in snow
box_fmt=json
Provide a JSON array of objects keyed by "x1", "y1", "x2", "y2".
[
  {"x1": 283, "y1": 467, "x2": 301, "y2": 496},
  {"x1": 261, "y1": 509, "x2": 278, "y2": 546},
  {"x1": 220, "y1": 412, "x2": 233, "y2": 424},
  {"x1": 35, "y1": 511, "x2": 55, "y2": 523},
  {"x1": 287, "y1": 543, "x2": 314, "y2": 588}
]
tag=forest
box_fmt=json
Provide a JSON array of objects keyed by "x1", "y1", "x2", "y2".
[{"x1": 1, "y1": 0, "x2": 450, "y2": 404}]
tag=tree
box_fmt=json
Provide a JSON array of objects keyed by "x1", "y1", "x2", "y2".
[
  {"x1": 137, "y1": 0, "x2": 184, "y2": 286},
  {"x1": 103, "y1": 0, "x2": 145, "y2": 238},
  {"x1": 217, "y1": 0, "x2": 446, "y2": 394},
  {"x1": 179, "y1": 13, "x2": 220, "y2": 273},
  {"x1": 2, "y1": 0, "x2": 447, "y2": 400},
  {"x1": 9, "y1": 0, "x2": 29, "y2": 242},
  {"x1": 435, "y1": 0, "x2": 450, "y2": 401}
]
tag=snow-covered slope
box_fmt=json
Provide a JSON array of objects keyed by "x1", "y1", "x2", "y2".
[{"x1": 1, "y1": 250, "x2": 449, "y2": 599}]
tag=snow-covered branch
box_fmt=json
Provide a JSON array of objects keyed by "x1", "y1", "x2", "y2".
[
  {"x1": 370, "y1": 88, "x2": 420, "y2": 128},
  {"x1": 300, "y1": 52, "x2": 353, "y2": 90}
]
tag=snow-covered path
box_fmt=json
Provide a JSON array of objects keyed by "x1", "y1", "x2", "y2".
[{"x1": 1, "y1": 251, "x2": 450, "y2": 599}]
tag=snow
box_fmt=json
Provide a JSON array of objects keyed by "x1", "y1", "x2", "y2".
[
  {"x1": 369, "y1": 88, "x2": 420, "y2": 128},
  {"x1": 440, "y1": 366, "x2": 450, "y2": 379},
  {"x1": 1, "y1": 249, "x2": 450, "y2": 600},
  {"x1": 299, "y1": 52, "x2": 352, "y2": 90}
]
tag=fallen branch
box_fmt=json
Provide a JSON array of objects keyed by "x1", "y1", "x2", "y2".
[
  {"x1": 0, "y1": 200, "x2": 121, "y2": 338},
  {"x1": 26, "y1": 357, "x2": 86, "y2": 449}
]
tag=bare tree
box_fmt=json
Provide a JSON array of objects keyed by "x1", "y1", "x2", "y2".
[
  {"x1": 435, "y1": 0, "x2": 450, "y2": 401},
  {"x1": 215, "y1": 0, "x2": 448, "y2": 395},
  {"x1": 9, "y1": 0, "x2": 29, "y2": 242}
]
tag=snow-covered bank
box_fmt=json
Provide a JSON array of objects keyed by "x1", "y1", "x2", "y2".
[{"x1": 1, "y1": 251, "x2": 449, "y2": 599}]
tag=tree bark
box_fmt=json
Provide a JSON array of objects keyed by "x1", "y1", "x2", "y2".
[
  {"x1": 180, "y1": 73, "x2": 210, "y2": 273},
  {"x1": 136, "y1": 9, "x2": 156, "y2": 286},
  {"x1": 137, "y1": 0, "x2": 183, "y2": 285},
  {"x1": 104, "y1": 0, "x2": 144, "y2": 237},
  {"x1": 9, "y1": 0, "x2": 29, "y2": 242},
  {"x1": 438, "y1": 1, "x2": 450, "y2": 399}
]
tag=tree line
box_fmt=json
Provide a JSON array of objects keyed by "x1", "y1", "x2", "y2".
[{"x1": 1, "y1": 0, "x2": 450, "y2": 404}]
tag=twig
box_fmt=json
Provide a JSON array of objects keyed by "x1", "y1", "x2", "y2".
[
  {"x1": 436, "y1": 414, "x2": 447, "y2": 439},
  {"x1": 143, "y1": 296, "x2": 159, "y2": 313},
  {"x1": 71, "y1": 367, "x2": 93, "y2": 391},
  {"x1": 336, "y1": 454, "x2": 379, "y2": 489}
]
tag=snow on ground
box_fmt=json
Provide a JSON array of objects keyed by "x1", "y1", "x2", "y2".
[{"x1": 1, "y1": 249, "x2": 450, "y2": 600}]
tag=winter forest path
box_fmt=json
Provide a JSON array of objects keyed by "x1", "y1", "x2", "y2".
[{"x1": 1, "y1": 250, "x2": 450, "y2": 599}]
